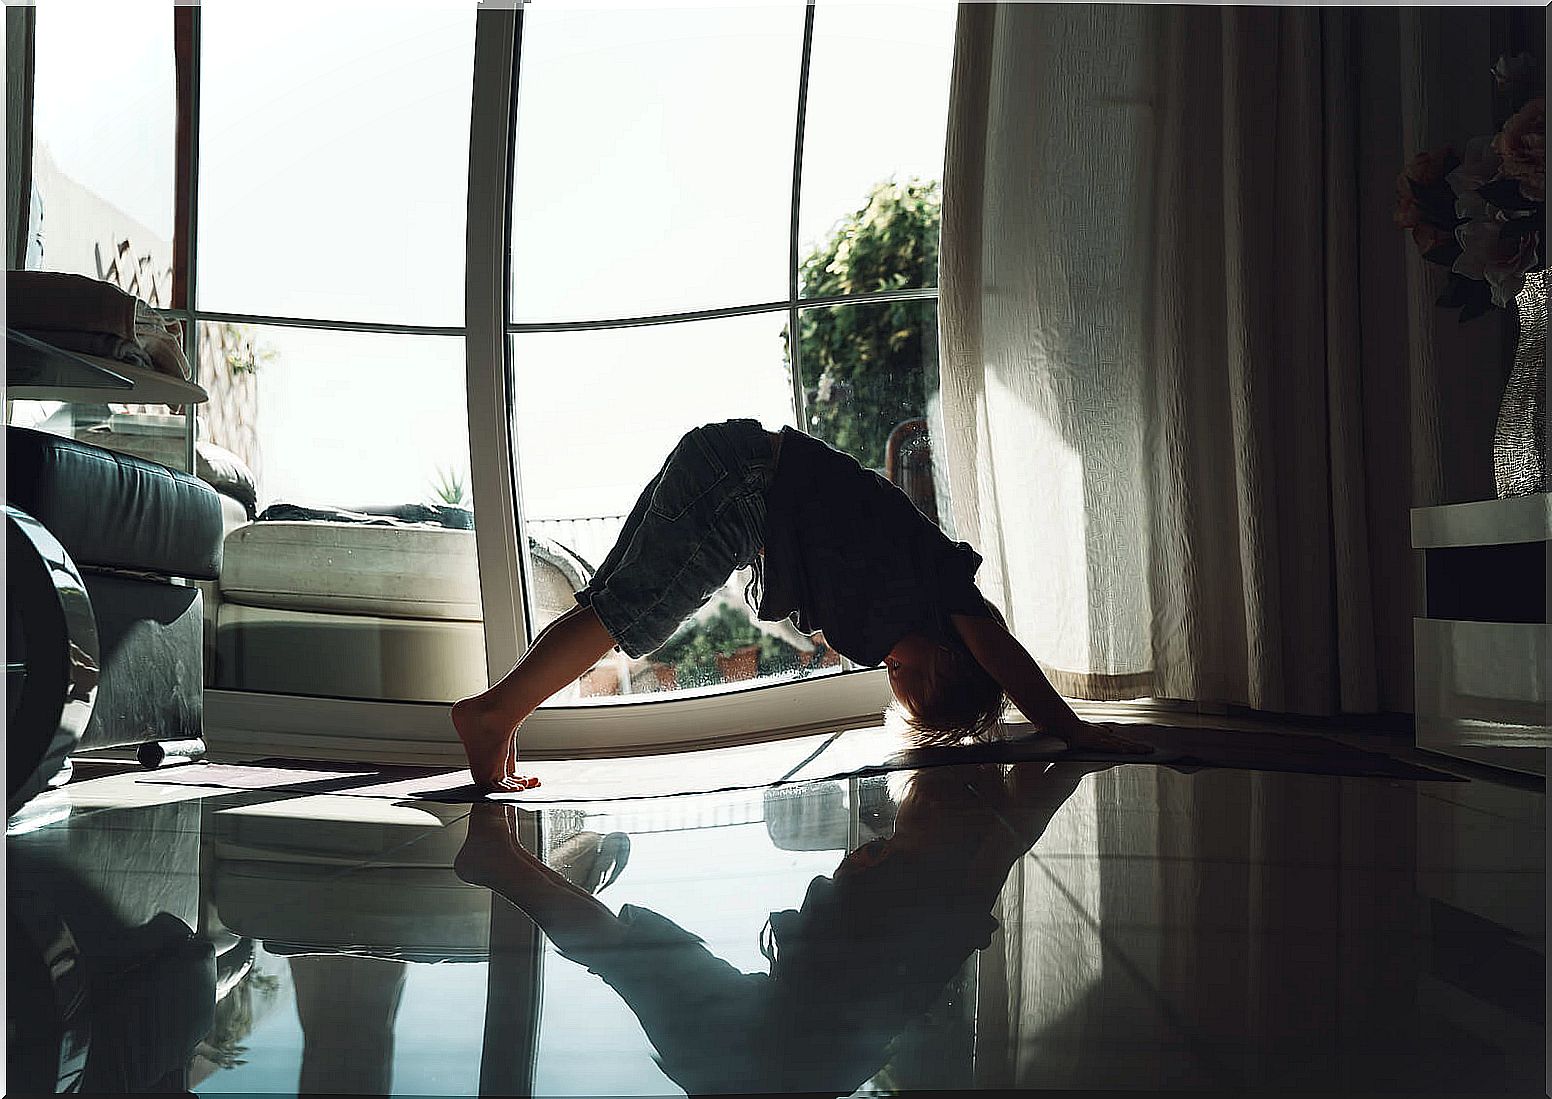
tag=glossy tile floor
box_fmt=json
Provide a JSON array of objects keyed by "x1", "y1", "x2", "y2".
[{"x1": 6, "y1": 731, "x2": 1545, "y2": 1096}]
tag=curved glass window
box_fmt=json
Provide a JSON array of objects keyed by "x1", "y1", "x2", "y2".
[
  {"x1": 12, "y1": 3, "x2": 956, "y2": 724},
  {"x1": 509, "y1": 2, "x2": 957, "y2": 705}
]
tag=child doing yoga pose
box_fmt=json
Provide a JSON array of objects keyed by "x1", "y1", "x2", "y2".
[{"x1": 453, "y1": 419, "x2": 1146, "y2": 791}]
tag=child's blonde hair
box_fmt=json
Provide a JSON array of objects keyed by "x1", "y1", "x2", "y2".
[{"x1": 886, "y1": 636, "x2": 1005, "y2": 747}]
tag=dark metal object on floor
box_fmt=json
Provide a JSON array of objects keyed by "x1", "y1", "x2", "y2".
[
  {"x1": 6, "y1": 505, "x2": 98, "y2": 817},
  {"x1": 6, "y1": 909, "x2": 91, "y2": 1094},
  {"x1": 138, "y1": 737, "x2": 207, "y2": 769}
]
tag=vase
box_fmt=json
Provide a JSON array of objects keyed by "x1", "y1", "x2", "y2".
[{"x1": 1494, "y1": 268, "x2": 1549, "y2": 498}]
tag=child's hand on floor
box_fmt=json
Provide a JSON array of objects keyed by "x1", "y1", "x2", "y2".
[{"x1": 1046, "y1": 720, "x2": 1154, "y2": 755}]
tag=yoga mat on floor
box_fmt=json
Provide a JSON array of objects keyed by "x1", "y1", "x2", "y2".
[
  {"x1": 135, "y1": 722, "x2": 1461, "y2": 806},
  {"x1": 133, "y1": 727, "x2": 850, "y2": 805}
]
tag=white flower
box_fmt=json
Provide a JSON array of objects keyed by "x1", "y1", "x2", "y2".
[
  {"x1": 1447, "y1": 136, "x2": 1501, "y2": 220},
  {"x1": 1493, "y1": 52, "x2": 1538, "y2": 91},
  {"x1": 1487, "y1": 230, "x2": 1541, "y2": 307},
  {"x1": 1454, "y1": 217, "x2": 1540, "y2": 307}
]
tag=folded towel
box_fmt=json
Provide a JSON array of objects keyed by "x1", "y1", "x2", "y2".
[
  {"x1": 40, "y1": 329, "x2": 155, "y2": 370},
  {"x1": 7, "y1": 270, "x2": 138, "y2": 340},
  {"x1": 134, "y1": 300, "x2": 191, "y2": 379}
]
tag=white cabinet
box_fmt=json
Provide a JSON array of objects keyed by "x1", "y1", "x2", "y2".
[{"x1": 1411, "y1": 494, "x2": 1549, "y2": 775}]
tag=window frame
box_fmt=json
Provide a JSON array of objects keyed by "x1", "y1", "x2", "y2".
[{"x1": 50, "y1": 4, "x2": 956, "y2": 757}]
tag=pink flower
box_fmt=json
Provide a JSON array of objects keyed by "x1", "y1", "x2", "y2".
[
  {"x1": 1493, "y1": 97, "x2": 1545, "y2": 203},
  {"x1": 1411, "y1": 223, "x2": 1453, "y2": 254},
  {"x1": 1393, "y1": 179, "x2": 1425, "y2": 228},
  {"x1": 1395, "y1": 145, "x2": 1461, "y2": 230},
  {"x1": 1403, "y1": 146, "x2": 1456, "y2": 187}
]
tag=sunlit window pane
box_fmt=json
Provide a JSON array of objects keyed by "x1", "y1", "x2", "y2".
[
  {"x1": 797, "y1": 2, "x2": 955, "y2": 296},
  {"x1": 511, "y1": 315, "x2": 839, "y2": 701},
  {"x1": 201, "y1": 323, "x2": 485, "y2": 703},
  {"x1": 208, "y1": 327, "x2": 469, "y2": 510},
  {"x1": 510, "y1": 6, "x2": 803, "y2": 323},
  {"x1": 29, "y1": 5, "x2": 176, "y2": 303},
  {"x1": 512, "y1": 315, "x2": 794, "y2": 521},
  {"x1": 197, "y1": 8, "x2": 474, "y2": 325}
]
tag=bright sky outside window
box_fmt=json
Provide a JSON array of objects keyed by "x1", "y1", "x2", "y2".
[
  {"x1": 798, "y1": 1, "x2": 956, "y2": 290},
  {"x1": 198, "y1": 6, "x2": 474, "y2": 326},
  {"x1": 22, "y1": 2, "x2": 957, "y2": 709},
  {"x1": 508, "y1": 5, "x2": 802, "y2": 323},
  {"x1": 30, "y1": 2, "x2": 175, "y2": 280},
  {"x1": 512, "y1": 315, "x2": 794, "y2": 521}
]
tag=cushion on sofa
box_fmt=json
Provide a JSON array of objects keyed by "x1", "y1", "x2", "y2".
[
  {"x1": 77, "y1": 422, "x2": 258, "y2": 520},
  {"x1": 7, "y1": 427, "x2": 223, "y2": 580},
  {"x1": 219, "y1": 520, "x2": 481, "y2": 619}
]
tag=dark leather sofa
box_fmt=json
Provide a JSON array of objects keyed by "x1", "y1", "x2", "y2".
[{"x1": 7, "y1": 427, "x2": 223, "y2": 785}]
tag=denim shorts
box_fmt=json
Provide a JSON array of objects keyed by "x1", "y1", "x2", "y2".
[{"x1": 575, "y1": 419, "x2": 777, "y2": 659}]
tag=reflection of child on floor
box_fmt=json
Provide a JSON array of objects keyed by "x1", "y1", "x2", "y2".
[
  {"x1": 454, "y1": 420, "x2": 1145, "y2": 790},
  {"x1": 454, "y1": 760, "x2": 1110, "y2": 1096}
]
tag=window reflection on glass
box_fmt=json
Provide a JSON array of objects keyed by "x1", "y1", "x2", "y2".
[
  {"x1": 532, "y1": 800, "x2": 844, "y2": 1094},
  {"x1": 795, "y1": 298, "x2": 942, "y2": 527},
  {"x1": 797, "y1": 1, "x2": 956, "y2": 297},
  {"x1": 510, "y1": 317, "x2": 840, "y2": 702},
  {"x1": 197, "y1": 7, "x2": 474, "y2": 325},
  {"x1": 199, "y1": 323, "x2": 486, "y2": 703},
  {"x1": 28, "y1": 3, "x2": 176, "y2": 300},
  {"x1": 6, "y1": 401, "x2": 194, "y2": 471},
  {"x1": 509, "y1": 5, "x2": 802, "y2": 323}
]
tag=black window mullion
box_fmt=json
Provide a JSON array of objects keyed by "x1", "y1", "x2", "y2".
[
  {"x1": 178, "y1": 4, "x2": 202, "y2": 475},
  {"x1": 788, "y1": 2, "x2": 816, "y2": 434}
]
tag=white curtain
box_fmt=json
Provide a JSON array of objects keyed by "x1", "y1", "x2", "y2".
[
  {"x1": 938, "y1": 3, "x2": 1156, "y2": 704},
  {"x1": 943, "y1": 5, "x2": 1515, "y2": 1085},
  {"x1": 937, "y1": 3, "x2": 1495, "y2": 717}
]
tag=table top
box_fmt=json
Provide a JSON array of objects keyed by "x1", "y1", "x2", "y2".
[
  {"x1": 1410, "y1": 493, "x2": 1551, "y2": 548},
  {"x1": 6, "y1": 328, "x2": 207, "y2": 405},
  {"x1": 7, "y1": 327, "x2": 135, "y2": 391}
]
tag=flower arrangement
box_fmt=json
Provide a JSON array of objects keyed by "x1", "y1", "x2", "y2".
[{"x1": 1395, "y1": 53, "x2": 1545, "y2": 322}]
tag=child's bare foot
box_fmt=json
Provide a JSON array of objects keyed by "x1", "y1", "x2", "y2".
[
  {"x1": 454, "y1": 803, "x2": 544, "y2": 887},
  {"x1": 451, "y1": 695, "x2": 530, "y2": 792}
]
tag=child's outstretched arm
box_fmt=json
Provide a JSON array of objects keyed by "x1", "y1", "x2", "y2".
[{"x1": 950, "y1": 611, "x2": 1151, "y2": 754}]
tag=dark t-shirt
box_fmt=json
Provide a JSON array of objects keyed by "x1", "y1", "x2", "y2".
[{"x1": 757, "y1": 426, "x2": 993, "y2": 666}]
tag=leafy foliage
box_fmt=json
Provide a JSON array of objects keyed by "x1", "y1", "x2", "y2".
[
  {"x1": 785, "y1": 178, "x2": 942, "y2": 471},
  {"x1": 220, "y1": 322, "x2": 278, "y2": 376},
  {"x1": 654, "y1": 602, "x2": 780, "y2": 687},
  {"x1": 650, "y1": 179, "x2": 942, "y2": 689},
  {"x1": 428, "y1": 465, "x2": 470, "y2": 507}
]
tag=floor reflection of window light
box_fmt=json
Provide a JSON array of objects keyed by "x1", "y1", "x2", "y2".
[{"x1": 5, "y1": 799, "x2": 73, "y2": 836}]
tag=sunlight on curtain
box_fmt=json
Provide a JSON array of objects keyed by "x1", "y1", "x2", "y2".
[
  {"x1": 941, "y1": 4, "x2": 1420, "y2": 714},
  {"x1": 939, "y1": 4, "x2": 1156, "y2": 702}
]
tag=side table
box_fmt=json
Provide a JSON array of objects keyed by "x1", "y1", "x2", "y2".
[{"x1": 1411, "y1": 493, "x2": 1549, "y2": 775}]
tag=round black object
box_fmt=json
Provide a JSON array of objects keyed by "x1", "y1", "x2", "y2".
[
  {"x1": 7, "y1": 909, "x2": 91, "y2": 1094},
  {"x1": 6, "y1": 506, "x2": 97, "y2": 817}
]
